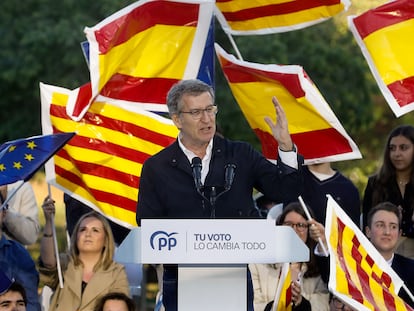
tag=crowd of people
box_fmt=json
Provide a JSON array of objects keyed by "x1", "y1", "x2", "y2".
[{"x1": 1, "y1": 78, "x2": 414, "y2": 311}]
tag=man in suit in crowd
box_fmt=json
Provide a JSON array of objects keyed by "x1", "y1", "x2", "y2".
[{"x1": 365, "y1": 201, "x2": 414, "y2": 307}]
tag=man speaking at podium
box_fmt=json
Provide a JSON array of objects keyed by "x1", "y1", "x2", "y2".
[{"x1": 136, "y1": 79, "x2": 303, "y2": 311}]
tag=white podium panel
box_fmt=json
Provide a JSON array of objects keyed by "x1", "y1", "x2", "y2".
[
  {"x1": 178, "y1": 265, "x2": 247, "y2": 311},
  {"x1": 118, "y1": 219, "x2": 310, "y2": 311},
  {"x1": 140, "y1": 219, "x2": 309, "y2": 264}
]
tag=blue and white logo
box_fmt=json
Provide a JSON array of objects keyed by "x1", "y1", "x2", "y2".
[{"x1": 150, "y1": 231, "x2": 178, "y2": 251}]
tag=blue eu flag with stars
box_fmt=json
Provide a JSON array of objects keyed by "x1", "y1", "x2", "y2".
[{"x1": 0, "y1": 132, "x2": 75, "y2": 186}]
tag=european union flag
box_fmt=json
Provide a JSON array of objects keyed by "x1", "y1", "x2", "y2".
[{"x1": 0, "y1": 132, "x2": 75, "y2": 186}]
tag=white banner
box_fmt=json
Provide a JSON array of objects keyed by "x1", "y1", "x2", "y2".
[{"x1": 139, "y1": 219, "x2": 309, "y2": 264}]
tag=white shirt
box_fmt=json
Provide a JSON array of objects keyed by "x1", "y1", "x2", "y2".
[{"x1": 177, "y1": 136, "x2": 298, "y2": 185}]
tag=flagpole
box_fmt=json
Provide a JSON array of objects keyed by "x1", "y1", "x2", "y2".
[
  {"x1": 271, "y1": 272, "x2": 281, "y2": 311},
  {"x1": 0, "y1": 182, "x2": 25, "y2": 211},
  {"x1": 298, "y1": 195, "x2": 329, "y2": 256},
  {"x1": 47, "y1": 183, "x2": 64, "y2": 289},
  {"x1": 225, "y1": 32, "x2": 243, "y2": 61},
  {"x1": 402, "y1": 283, "x2": 414, "y2": 304},
  {"x1": 270, "y1": 262, "x2": 289, "y2": 311}
]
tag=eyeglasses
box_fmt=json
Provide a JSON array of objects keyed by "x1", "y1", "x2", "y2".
[
  {"x1": 179, "y1": 105, "x2": 218, "y2": 120},
  {"x1": 282, "y1": 222, "x2": 309, "y2": 232}
]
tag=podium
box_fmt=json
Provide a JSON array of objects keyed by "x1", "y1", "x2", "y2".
[{"x1": 117, "y1": 219, "x2": 309, "y2": 311}]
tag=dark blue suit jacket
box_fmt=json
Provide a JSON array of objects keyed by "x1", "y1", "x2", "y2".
[
  {"x1": 393, "y1": 253, "x2": 414, "y2": 307},
  {"x1": 136, "y1": 135, "x2": 303, "y2": 223}
]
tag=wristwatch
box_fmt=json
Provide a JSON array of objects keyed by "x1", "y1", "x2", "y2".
[{"x1": 279, "y1": 144, "x2": 296, "y2": 152}]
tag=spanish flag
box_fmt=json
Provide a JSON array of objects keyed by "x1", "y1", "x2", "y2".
[
  {"x1": 215, "y1": 0, "x2": 350, "y2": 35},
  {"x1": 40, "y1": 83, "x2": 178, "y2": 228},
  {"x1": 325, "y1": 195, "x2": 414, "y2": 311},
  {"x1": 215, "y1": 44, "x2": 361, "y2": 163},
  {"x1": 348, "y1": 0, "x2": 414, "y2": 117},
  {"x1": 67, "y1": 0, "x2": 214, "y2": 120}
]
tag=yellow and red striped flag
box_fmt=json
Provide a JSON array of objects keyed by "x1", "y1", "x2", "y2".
[
  {"x1": 67, "y1": 0, "x2": 214, "y2": 120},
  {"x1": 215, "y1": 0, "x2": 350, "y2": 35},
  {"x1": 325, "y1": 194, "x2": 414, "y2": 311},
  {"x1": 40, "y1": 83, "x2": 178, "y2": 227},
  {"x1": 215, "y1": 44, "x2": 361, "y2": 163},
  {"x1": 272, "y1": 262, "x2": 292, "y2": 311},
  {"x1": 348, "y1": 0, "x2": 414, "y2": 117}
]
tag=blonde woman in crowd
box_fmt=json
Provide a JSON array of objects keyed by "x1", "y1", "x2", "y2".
[{"x1": 39, "y1": 196, "x2": 130, "y2": 311}]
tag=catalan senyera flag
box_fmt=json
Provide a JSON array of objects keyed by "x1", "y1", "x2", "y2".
[
  {"x1": 67, "y1": 0, "x2": 215, "y2": 121},
  {"x1": 271, "y1": 262, "x2": 292, "y2": 311},
  {"x1": 325, "y1": 194, "x2": 414, "y2": 311},
  {"x1": 215, "y1": 0, "x2": 350, "y2": 35},
  {"x1": 215, "y1": 43, "x2": 361, "y2": 163},
  {"x1": 40, "y1": 83, "x2": 178, "y2": 228},
  {"x1": 348, "y1": 0, "x2": 414, "y2": 117}
]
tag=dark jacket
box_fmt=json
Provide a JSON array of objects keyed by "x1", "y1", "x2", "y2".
[
  {"x1": 0, "y1": 235, "x2": 40, "y2": 311},
  {"x1": 137, "y1": 135, "x2": 303, "y2": 223},
  {"x1": 393, "y1": 253, "x2": 414, "y2": 307},
  {"x1": 363, "y1": 176, "x2": 414, "y2": 237},
  {"x1": 302, "y1": 166, "x2": 361, "y2": 226}
]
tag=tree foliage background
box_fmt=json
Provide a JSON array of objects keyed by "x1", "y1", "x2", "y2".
[{"x1": 1, "y1": 0, "x2": 414, "y2": 195}]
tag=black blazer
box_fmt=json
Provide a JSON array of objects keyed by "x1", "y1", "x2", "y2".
[
  {"x1": 393, "y1": 253, "x2": 414, "y2": 308},
  {"x1": 136, "y1": 135, "x2": 303, "y2": 223},
  {"x1": 363, "y1": 176, "x2": 414, "y2": 237}
]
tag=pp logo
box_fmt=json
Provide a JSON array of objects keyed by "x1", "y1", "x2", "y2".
[{"x1": 150, "y1": 231, "x2": 178, "y2": 251}]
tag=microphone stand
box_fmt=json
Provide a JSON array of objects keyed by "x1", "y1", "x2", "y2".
[
  {"x1": 209, "y1": 186, "x2": 232, "y2": 219},
  {"x1": 209, "y1": 164, "x2": 236, "y2": 218},
  {"x1": 210, "y1": 186, "x2": 217, "y2": 218}
]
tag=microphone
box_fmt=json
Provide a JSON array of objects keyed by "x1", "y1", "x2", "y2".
[
  {"x1": 191, "y1": 157, "x2": 203, "y2": 191},
  {"x1": 224, "y1": 164, "x2": 236, "y2": 190}
]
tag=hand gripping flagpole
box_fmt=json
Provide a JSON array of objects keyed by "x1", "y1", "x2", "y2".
[
  {"x1": 298, "y1": 195, "x2": 329, "y2": 257},
  {"x1": 48, "y1": 183, "x2": 64, "y2": 289}
]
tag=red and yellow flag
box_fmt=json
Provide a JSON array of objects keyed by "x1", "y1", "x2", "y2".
[
  {"x1": 67, "y1": 0, "x2": 214, "y2": 120},
  {"x1": 348, "y1": 0, "x2": 414, "y2": 117},
  {"x1": 325, "y1": 195, "x2": 414, "y2": 311},
  {"x1": 272, "y1": 262, "x2": 292, "y2": 311},
  {"x1": 215, "y1": 44, "x2": 361, "y2": 163},
  {"x1": 215, "y1": 0, "x2": 350, "y2": 35},
  {"x1": 40, "y1": 83, "x2": 178, "y2": 227}
]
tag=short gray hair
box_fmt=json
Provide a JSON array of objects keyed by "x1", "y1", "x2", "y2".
[{"x1": 166, "y1": 79, "x2": 214, "y2": 116}]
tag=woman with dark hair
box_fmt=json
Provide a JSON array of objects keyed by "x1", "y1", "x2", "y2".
[
  {"x1": 39, "y1": 197, "x2": 130, "y2": 311},
  {"x1": 363, "y1": 125, "x2": 414, "y2": 259},
  {"x1": 94, "y1": 292, "x2": 135, "y2": 311},
  {"x1": 250, "y1": 202, "x2": 329, "y2": 311}
]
